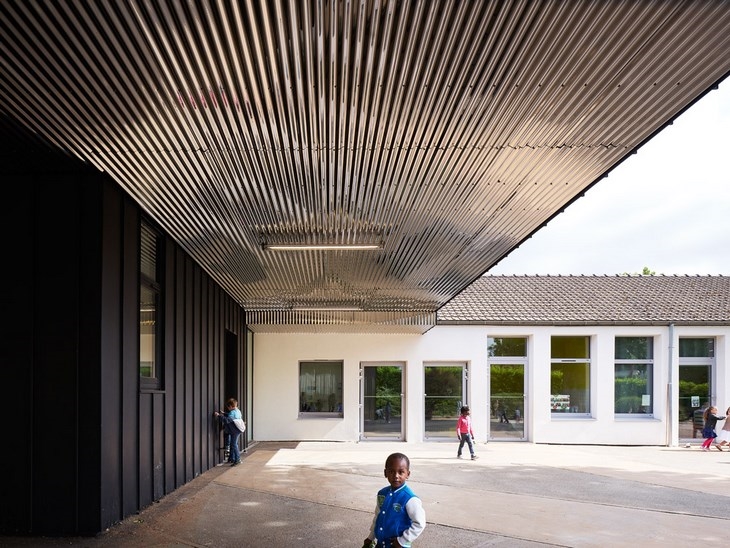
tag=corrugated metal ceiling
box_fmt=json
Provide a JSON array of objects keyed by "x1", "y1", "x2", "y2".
[{"x1": 1, "y1": 1, "x2": 729, "y2": 333}]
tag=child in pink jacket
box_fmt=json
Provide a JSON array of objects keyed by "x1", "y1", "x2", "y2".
[{"x1": 456, "y1": 406, "x2": 478, "y2": 460}]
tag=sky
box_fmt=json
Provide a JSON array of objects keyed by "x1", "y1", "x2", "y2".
[{"x1": 488, "y1": 79, "x2": 730, "y2": 277}]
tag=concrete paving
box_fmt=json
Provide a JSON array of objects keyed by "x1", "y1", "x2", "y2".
[{"x1": 4, "y1": 440, "x2": 730, "y2": 547}]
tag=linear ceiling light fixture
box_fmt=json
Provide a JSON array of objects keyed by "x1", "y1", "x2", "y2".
[
  {"x1": 263, "y1": 243, "x2": 382, "y2": 251},
  {"x1": 292, "y1": 305, "x2": 363, "y2": 311}
]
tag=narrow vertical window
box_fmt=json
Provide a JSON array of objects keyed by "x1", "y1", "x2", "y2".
[
  {"x1": 140, "y1": 220, "x2": 162, "y2": 390},
  {"x1": 614, "y1": 337, "x2": 654, "y2": 416},
  {"x1": 550, "y1": 336, "x2": 590, "y2": 415}
]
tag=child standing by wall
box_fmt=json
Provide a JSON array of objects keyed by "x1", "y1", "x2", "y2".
[
  {"x1": 456, "y1": 405, "x2": 478, "y2": 460},
  {"x1": 363, "y1": 452, "x2": 425, "y2": 548},
  {"x1": 214, "y1": 397, "x2": 246, "y2": 465},
  {"x1": 700, "y1": 405, "x2": 726, "y2": 451}
]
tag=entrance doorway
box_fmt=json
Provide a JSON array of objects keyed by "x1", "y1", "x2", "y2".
[
  {"x1": 424, "y1": 363, "x2": 466, "y2": 440},
  {"x1": 489, "y1": 363, "x2": 526, "y2": 440},
  {"x1": 360, "y1": 363, "x2": 403, "y2": 440},
  {"x1": 678, "y1": 365, "x2": 710, "y2": 440},
  {"x1": 488, "y1": 337, "x2": 527, "y2": 441},
  {"x1": 678, "y1": 337, "x2": 715, "y2": 442},
  {"x1": 224, "y1": 330, "x2": 244, "y2": 452}
]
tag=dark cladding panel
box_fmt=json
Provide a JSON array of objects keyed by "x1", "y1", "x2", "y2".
[
  {"x1": 121, "y1": 200, "x2": 140, "y2": 517},
  {"x1": 193, "y1": 265, "x2": 202, "y2": 477},
  {"x1": 174, "y1": 248, "x2": 186, "y2": 488},
  {"x1": 139, "y1": 393, "x2": 153, "y2": 509},
  {"x1": 163, "y1": 241, "x2": 176, "y2": 494},
  {"x1": 184, "y1": 259, "x2": 194, "y2": 482},
  {"x1": 30, "y1": 155, "x2": 91, "y2": 533},
  {"x1": 0, "y1": 120, "x2": 44, "y2": 533},
  {"x1": 0, "y1": 118, "x2": 248, "y2": 536},
  {"x1": 98, "y1": 184, "x2": 124, "y2": 530}
]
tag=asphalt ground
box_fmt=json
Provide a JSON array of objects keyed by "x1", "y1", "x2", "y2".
[{"x1": 4, "y1": 440, "x2": 730, "y2": 547}]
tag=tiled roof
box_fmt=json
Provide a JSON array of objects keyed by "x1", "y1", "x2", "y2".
[{"x1": 437, "y1": 275, "x2": 730, "y2": 325}]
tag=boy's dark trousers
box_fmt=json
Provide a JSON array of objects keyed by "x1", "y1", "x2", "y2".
[{"x1": 363, "y1": 538, "x2": 401, "y2": 547}]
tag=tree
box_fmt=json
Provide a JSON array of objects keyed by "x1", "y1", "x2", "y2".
[{"x1": 621, "y1": 266, "x2": 656, "y2": 276}]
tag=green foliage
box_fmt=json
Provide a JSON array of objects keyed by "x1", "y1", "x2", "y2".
[
  {"x1": 490, "y1": 366, "x2": 524, "y2": 417},
  {"x1": 375, "y1": 367, "x2": 402, "y2": 416},
  {"x1": 678, "y1": 379, "x2": 710, "y2": 419},
  {"x1": 615, "y1": 396, "x2": 643, "y2": 413},
  {"x1": 425, "y1": 367, "x2": 462, "y2": 396},
  {"x1": 488, "y1": 337, "x2": 526, "y2": 357},
  {"x1": 424, "y1": 367, "x2": 462, "y2": 419},
  {"x1": 614, "y1": 377, "x2": 648, "y2": 412},
  {"x1": 615, "y1": 376, "x2": 647, "y2": 397},
  {"x1": 491, "y1": 365, "x2": 524, "y2": 394},
  {"x1": 615, "y1": 337, "x2": 651, "y2": 360},
  {"x1": 621, "y1": 266, "x2": 657, "y2": 276},
  {"x1": 550, "y1": 369, "x2": 564, "y2": 393}
]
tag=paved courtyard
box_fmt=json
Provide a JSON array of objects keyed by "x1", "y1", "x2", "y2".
[{"x1": 5, "y1": 441, "x2": 730, "y2": 547}]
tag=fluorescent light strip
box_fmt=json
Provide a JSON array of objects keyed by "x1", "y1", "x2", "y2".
[
  {"x1": 292, "y1": 306, "x2": 362, "y2": 311},
  {"x1": 264, "y1": 243, "x2": 382, "y2": 251}
]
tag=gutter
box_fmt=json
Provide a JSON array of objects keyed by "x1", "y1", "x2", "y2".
[{"x1": 667, "y1": 323, "x2": 675, "y2": 446}]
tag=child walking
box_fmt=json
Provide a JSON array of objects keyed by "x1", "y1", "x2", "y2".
[
  {"x1": 363, "y1": 452, "x2": 426, "y2": 548},
  {"x1": 714, "y1": 407, "x2": 730, "y2": 450},
  {"x1": 456, "y1": 405, "x2": 478, "y2": 460},
  {"x1": 214, "y1": 397, "x2": 246, "y2": 465},
  {"x1": 700, "y1": 405, "x2": 726, "y2": 451}
]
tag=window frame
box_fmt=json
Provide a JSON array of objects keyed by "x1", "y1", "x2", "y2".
[
  {"x1": 550, "y1": 336, "x2": 591, "y2": 417},
  {"x1": 298, "y1": 360, "x2": 344, "y2": 419},
  {"x1": 139, "y1": 219, "x2": 164, "y2": 392},
  {"x1": 614, "y1": 336, "x2": 654, "y2": 418},
  {"x1": 423, "y1": 362, "x2": 467, "y2": 440}
]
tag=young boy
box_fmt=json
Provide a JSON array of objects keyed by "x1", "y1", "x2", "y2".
[
  {"x1": 363, "y1": 452, "x2": 426, "y2": 548},
  {"x1": 214, "y1": 398, "x2": 246, "y2": 465},
  {"x1": 456, "y1": 405, "x2": 478, "y2": 460}
]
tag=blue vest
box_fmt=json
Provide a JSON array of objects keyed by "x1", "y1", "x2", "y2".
[{"x1": 374, "y1": 484, "x2": 416, "y2": 542}]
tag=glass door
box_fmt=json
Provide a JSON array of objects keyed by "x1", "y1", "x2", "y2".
[
  {"x1": 360, "y1": 363, "x2": 403, "y2": 440},
  {"x1": 424, "y1": 364, "x2": 465, "y2": 440},
  {"x1": 489, "y1": 363, "x2": 526, "y2": 440},
  {"x1": 678, "y1": 337, "x2": 715, "y2": 443},
  {"x1": 488, "y1": 337, "x2": 527, "y2": 441},
  {"x1": 678, "y1": 365, "x2": 711, "y2": 441}
]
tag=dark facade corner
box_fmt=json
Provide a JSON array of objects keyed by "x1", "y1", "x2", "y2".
[{"x1": 0, "y1": 120, "x2": 248, "y2": 535}]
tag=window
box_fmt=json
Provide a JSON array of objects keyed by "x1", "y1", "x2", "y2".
[
  {"x1": 614, "y1": 337, "x2": 653, "y2": 416},
  {"x1": 299, "y1": 361, "x2": 343, "y2": 417},
  {"x1": 679, "y1": 338, "x2": 714, "y2": 358},
  {"x1": 488, "y1": 337, "x2": 527, "y2": 357},
  {"x1": 140, "y1": 220, "x2": 163, "y2": 390},
  {"x1": 424, "y1": 364, "x2": 465, "y2": 439},
  {"x1": 551, "y1": 336, "x2": 590, "y2": 415}
]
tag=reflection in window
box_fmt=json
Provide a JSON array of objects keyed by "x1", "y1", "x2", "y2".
[
  {"x1": 140, "y1": 220, "x2": 162, "y2": 390},
  {"x1": 488, "y1": 337, "x2": 527, "y2": 357},
  {"x1": 550, "y1": 336, "x2": 590, "y2": 414},
  {"x1": 678, "y1": 337, "x2": 714, "y2": 428},
  {"x1": 679, "y1": 338, "x2": 714, "y2": 358},
  {"x1": 299, "y1": 361, "x2": 343, "y2": 417},
  {"x1": 424, "y1": 365, "x2": 464, "y2": 438},
  {"x1": 614, "y1": 337, "x2": 653, "y2": 415}
]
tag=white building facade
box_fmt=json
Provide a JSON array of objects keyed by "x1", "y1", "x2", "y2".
[{"x1": 252, "y1": 276, "x2": 730, "y2": 446}]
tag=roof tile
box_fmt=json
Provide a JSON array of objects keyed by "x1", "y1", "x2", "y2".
[{"x1": 437, "y1": 275, "x2": 730, "y2": 325}]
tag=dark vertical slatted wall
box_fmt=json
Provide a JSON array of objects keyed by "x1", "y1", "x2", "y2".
[{"x1": 0, "y1": 117, "x2": 247, "y2": 536}]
